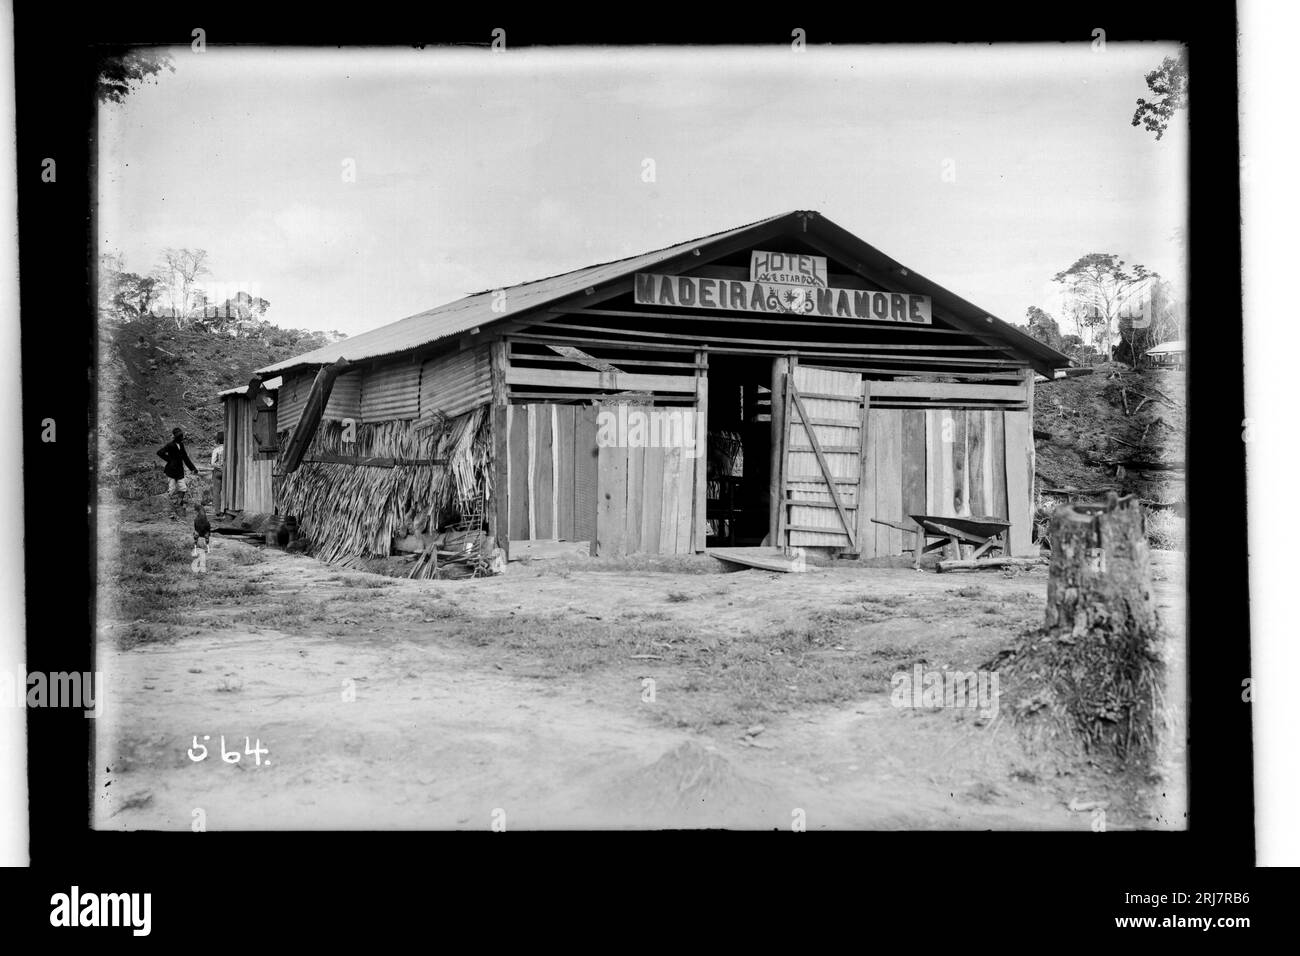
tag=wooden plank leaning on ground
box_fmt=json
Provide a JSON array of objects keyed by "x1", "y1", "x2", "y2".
[{"x1": 1003, "y1": 409, "x2": 1033, "y2": 555}]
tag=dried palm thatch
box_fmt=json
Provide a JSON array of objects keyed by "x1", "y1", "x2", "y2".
[{"x1": 277, "y1": 406, "x2": 492, "y2": 575}]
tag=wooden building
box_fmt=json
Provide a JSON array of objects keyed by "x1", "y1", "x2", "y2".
[{"x1": 220, "y1": 211, "x2": 1070, "y2": 566}]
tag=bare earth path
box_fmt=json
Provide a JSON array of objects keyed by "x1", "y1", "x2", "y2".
[{"x1": 95, "y1": 510, "x2": 1186, "y2": 830}]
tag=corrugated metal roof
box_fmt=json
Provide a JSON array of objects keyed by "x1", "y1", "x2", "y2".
[
  {"x1": 1146, "y1": 340, "x2": 1186, "y2": 354},
  {"x1": 219, "y1": 375, "x2": 281, "y2": 397},
  {"x1": 253, "y1": 209, "x2": 1072, "y2": 378},
  {"x1": 257, "y1": 213, "x2": 787, "y2": 376}
]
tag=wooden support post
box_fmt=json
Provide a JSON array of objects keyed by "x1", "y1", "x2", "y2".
[
  {"x1": 281, "y1": 358, "x2": 352, "y2": 473},
  {"x1": 1024, "y1": 365, "x2": 1037, "y2": 523},
  {"x1": 693, "y1": 349, "x2": 709, "y2": 551},
  {"x1": 855, "y1": 379, "x2": 872, "y2": 553},
  {"x1": 491, "y1": 339, "x2": 510, "y2": 560},
  {"x1": 768, "y1": 356, "x2": 787, "y2": 545}
]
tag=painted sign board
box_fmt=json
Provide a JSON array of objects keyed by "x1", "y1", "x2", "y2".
[
  {"x1": 750, "y1": 251, "x2": 829, "y2": 287},
  {"x1": 633, "y1": 272, "x2": 932, "y2": 325}
]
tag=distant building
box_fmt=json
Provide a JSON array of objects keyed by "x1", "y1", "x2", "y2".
[{"x1": 1144, "y1": 340, "x2": 1186, "y2": 369}]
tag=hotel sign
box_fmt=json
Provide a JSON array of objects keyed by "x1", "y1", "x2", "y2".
[
  {"x1": 750, "y1": 251, "x2": 829, "y2": 287},
  {"x1": 633, "y1": 271, "x2": 932, "y2": 325}
]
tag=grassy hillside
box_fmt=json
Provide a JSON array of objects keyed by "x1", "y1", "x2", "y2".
[
  {"x1": 98, "y1": 313, "x2": 337, "y2": 502},
  {"x1": 1034, "y1": 365, "x2": 1185, "y2": 547}
]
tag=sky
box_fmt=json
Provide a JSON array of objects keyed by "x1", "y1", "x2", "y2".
[{"x1": 97, "y1": 43, "x2": 1187, "y2": 338}]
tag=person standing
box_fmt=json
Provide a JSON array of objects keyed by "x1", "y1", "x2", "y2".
[
  {"x1": 157, "y1": 427, "x2": 199, "y2": 519},
  {"x1": 211, "y1": 430, "x2": 225, "y2": 515}
]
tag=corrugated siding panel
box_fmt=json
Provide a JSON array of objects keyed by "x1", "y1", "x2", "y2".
[
  {"x1": 276, "y1": 373, "x2": 311, "y2": 434},
  {"x1": 361, "y1": 361, "x2": 422, "y2": 422},
  {"x1": 324, "y1": 370, "x2": 362, "y2": 421},
  {"x1": 420, "y1": 346, "x2": 490, "y2": 419}
]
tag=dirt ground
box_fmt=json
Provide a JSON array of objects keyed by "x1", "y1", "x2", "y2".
[{"x1": 94, "y1": 503, "x2": 1187, "y2": 831}]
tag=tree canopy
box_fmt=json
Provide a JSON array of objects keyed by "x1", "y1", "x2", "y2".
[
  {"x1": 97, "y1": 49, "x2": 175, "y2": 104},
  {"x1": 1053, "y1": 254, "x2": 1156, "y2": 363},
  {"x1": 1132, "y1": 51, "x2": 1188, "y2": 141}
]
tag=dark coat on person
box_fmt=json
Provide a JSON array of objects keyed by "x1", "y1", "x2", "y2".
[{"x1": 157, "y1": 438, "x2": 197, "y2": 480}]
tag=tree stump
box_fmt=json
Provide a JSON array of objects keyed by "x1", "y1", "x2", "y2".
[
  {"x1": 995, "y1": 493, "x2": 1166, "y2": 762},
  {"x1": 1046, "y1": 493, "x2": 1159, "y2": 642}
]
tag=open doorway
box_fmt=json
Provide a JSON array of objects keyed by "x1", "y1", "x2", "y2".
[{"x1": 705, "y1": 354, "x2": 775, "y2": 547}]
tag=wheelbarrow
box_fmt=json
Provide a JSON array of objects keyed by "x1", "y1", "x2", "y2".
[{"x1": 908, "y1": 514, "x2": 1010, "y2": 570}]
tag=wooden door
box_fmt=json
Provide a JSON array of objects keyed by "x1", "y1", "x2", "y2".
[{"x1": 780, "y1": 366, "x2": 864, "y2": 553}]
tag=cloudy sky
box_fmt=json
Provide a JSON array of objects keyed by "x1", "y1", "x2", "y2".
[{"x1": 97, "y1": 43, "x2": 1187, "y2": 338}]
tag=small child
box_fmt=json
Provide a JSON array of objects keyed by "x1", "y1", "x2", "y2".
[{"x1": 192, "y1": 502, "x2": 212, "y2": 574}]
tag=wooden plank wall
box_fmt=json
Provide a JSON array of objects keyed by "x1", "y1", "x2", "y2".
[
  {"x1": 506, "y1": 402, "x2": 697, "y2": 557},
  {"x1": 225, "y1": 395, "x2": 274, "y2": 513},
  {"x1": 855, "y1": 405, "x2": 1018, "y2": 558},
  {"x1": 596, "y1": 405, "x2": 696, "y2": 557},
  {"x1": 507, "y1": 403, "x2": 600, "y2": 547}
]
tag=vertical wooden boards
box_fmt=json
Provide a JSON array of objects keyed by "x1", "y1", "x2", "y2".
[
  {"x1": 222, "y1": 400, "x2": 235, "y2": 512},
  {"x1": 1003, "y1": 410, "x2": 1033, "y2": 555},
  {"x1": 491, "y1": 341, "x2": 510, "y2": 556},
  {"x1": 694, "y1": 351, "x2": 708, "y2": 552},
  {"x1": 874, "y1": 408, "x2": 903, "y2": 555},
  {"x1": 938, "y1": 411, "x2": 955, "y2": 515},
  {"x1": 952, "y1": 409, "x2": 968, "y2": 516},
  {"x1": 901, "y1": 409, "x2": 927, "y2": 553},
  {"x1": 927, "y1": 409, "x2": 956, "y2": 516},
  {"x1": 768, "y1": 358, "x2": 787, "y2": 544},
  {"x1": 858, "y1": 394, "x2": 879, "y2": 558},
  {"x1": 574, "y1": 405, "x2": 598, "y2": 545},
  {"x1": 968, "y1": 410, "x2": 989, "y2": 517},
  {"x1": 626, "y1": 441, "x2": 645, "y2": 553},
  {"x1": 675, "y1": 443, "x2": 695, "y2": 553},
  {"x1": 551, "y1": 406, "x2": 560, "y2": 538},
  {"x1": 923, "y1": 410, "x2": 935, "y2": 516},
  {"x1": 989, "y1": 410, "x2": 1008, "y2": 520},
  {"x1": 526, "y1": 405, "x2": 538, "y2": 540},
  {"x1": 1024, "y1": 367, "x2": 1037, "y2": 522},
  {"x1": 492, "y1": 406, "x2": 510, "y2": 556},
  {"x1": 533, "y1": 406, "x2": 554, "y2": 539},
  {"x1": 660, "y1": 444, "x2": 683, "y2": 554},
  {"x1": 854, "y1": 382, "x2": 874, "y2": 557},
  {"x1": 641, "y1": 443, "x2": 665, "y2": 554},
  {"x1": 508, "y1": 405, "x2": 530, "y2": 541},
  {"x1": 596, "y1": 405, "x2": 628, "y2": 558},
  {"x1": 555, "y1": 405, "x2": 576, "y2": 541}
]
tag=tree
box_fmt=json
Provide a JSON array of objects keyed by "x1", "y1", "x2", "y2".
[
  {"x1": 97, "y1": 49, "x2": 175, "y2": 104},
  {"x1": 1132, "y1": 50, "x2": 1188, "y2": 141},
  {"x1": 98, "y1": 254, "x2": 160, "y2": 324},
  {"x1": 1025, "y1": 306, "x2": 1064, "y2": 351},
  {"x1": 1116, "y1": 278, "x2": 1184, "y2": 364},
  {"x1": 1053, "y1": 254, "x2": 1156, "y2": 363},
  {"x1": 155, "y1": 248, "x2": 210, "y2": 328}
]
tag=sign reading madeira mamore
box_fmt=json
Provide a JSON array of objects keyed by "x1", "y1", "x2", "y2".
[{"x1": 633, "y1": 272, "x2": 933, "y2": 324}]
